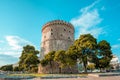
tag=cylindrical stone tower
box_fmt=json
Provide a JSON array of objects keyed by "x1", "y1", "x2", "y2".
[
  {"x1": 40, "y1": 20, "x2": 74, "y2": 59},
  {"x1": 38, "y1": 20, "x2": 78, "y2": 74}
]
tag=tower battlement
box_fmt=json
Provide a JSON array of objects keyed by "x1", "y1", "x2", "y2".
[{"x1": 42, "y1": 20, "x2": 74, "y2": 32}]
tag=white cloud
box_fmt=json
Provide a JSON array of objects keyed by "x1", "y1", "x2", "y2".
[
  {"x1": 6, "y1": 36, "x2": 21, "y2": 50},
  {"x1": 71, "y1": 9, "x2": 102, "y2": 28},
  {"x1": 0, "y1": 54, "x2": 18, "y2": 66},
  {"x1": 6, "y1": 36, "x2": 32, "y2": 50},
  {"x1": 70, "y1": 0, "x2": 104, "y2": 38},
  {"x1": 0, "y1": 35, "x2": 35, "y2": 66},
  {"x1": 0, "y1": 36, "x2": 34, "y2": 58},
  {"x1": 112, "y1": 44, "x2": 120, "y2": 49},
  {"x1": 80, "y1": 0, "x2": 100, "y2": 13}
]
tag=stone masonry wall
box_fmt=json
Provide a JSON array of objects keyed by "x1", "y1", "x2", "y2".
[
  {"x1": 39, "y1": 20, "x2": 78, "y2": 73},
  {"x1": 40, "y1": 20, "x2": 74, "y2": 60}
]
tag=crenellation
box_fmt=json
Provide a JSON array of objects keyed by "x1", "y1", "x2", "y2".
[{"x1": 42, "y1": 20, "x2": 74, "y2": 32}]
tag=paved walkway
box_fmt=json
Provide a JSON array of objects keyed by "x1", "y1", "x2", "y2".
[{"x1": 33, "y1": 76, "x2": 120, "y2": 80}]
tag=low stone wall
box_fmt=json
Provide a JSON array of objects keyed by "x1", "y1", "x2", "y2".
[
  {"x1": 38, "y1": 62, "x2": 78, "y2": 74},
  {"x1": 88, "y1": 73, "x2": 120, "y2": 77}
]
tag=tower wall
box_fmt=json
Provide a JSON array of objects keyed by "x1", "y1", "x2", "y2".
[
  {"x1": 39, "y1": 20, "x2": 78, "y2": 73},
  {"x1": 40, "y1": 20, "x2": 74, "y2": 60}
]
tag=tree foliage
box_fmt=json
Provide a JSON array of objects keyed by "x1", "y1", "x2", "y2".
[
  {"x1": 44, "y1": 51, "x2": 56, "y2": 73},
  {"x1": 45, "y1": 51, "x2": 56, "y2": 61},
  {"x1": 54, "y1": 50, "x2": 66, "y2": 68},
  {"x1": 94, "y1": 40, "x2": 113, "y2": 70},
  {"x1": 40, "y1": 59, "x2": 48, "y2": 67},
  {"x1": 0, "y1": 65, "x2": 13, "y2": 71},
  {"x1": 40, "y1": 34, "x2": 113, "y2": 73},
  {"x1": 65, "y1": 46, "x2": 78, "y2": 71},
  {"x1": 73, "y1": 34, "x2": 97, "y2": 73},
  {"x1": 87, "y1": 63, "x2": 95, "y2": 72},
  {"x1": 71, "y1": 34, "x2": 112, "y2": 73},
  {"x1": 19, "y1": 45, "x2": 39, "y2": 72},
  {"x1": 13, "y1": 66, "x2": 19, "y2": 71}
]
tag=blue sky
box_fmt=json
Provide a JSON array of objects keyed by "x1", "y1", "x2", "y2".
[{"x1": 0, "y1": 0, "x2": 120, "y2": 66}]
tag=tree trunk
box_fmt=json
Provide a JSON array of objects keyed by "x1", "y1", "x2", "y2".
[
  {"x1": 50, "y1": 61, "x2": 53, "y2": 74},
  {"x1": 68, "y1": 66, "x2": 72, "y2": 74},
  {"x1": 84, "y1": 63, "x2": 87, "y2": 73},
  {"x1": 100, "y1": 68, "x2": 102, "y2": 72},
  {"x1": 83, "y1": 56, "x2": 87, "y2": 73},
  {"x1": 59, "y1": 67, "x2": 61, "y2": 74}
]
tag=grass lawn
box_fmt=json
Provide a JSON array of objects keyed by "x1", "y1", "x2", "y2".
[{"x1": 9, "y1": 73, "x2": 88, "y2": 77}]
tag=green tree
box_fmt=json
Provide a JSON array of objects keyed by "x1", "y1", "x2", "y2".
[
  {"x1": 74, "y1": 34, "x2": 97, "y2": 73},
  {"x1": 95, "y1": 40, "x2": 113, "y2": 71},
  {"x1": 40, "y1": 59, "x2": 48, "y2": 67},
  {"x1": 66, "y1": 45, "x2": 78, "y2": 61},
  {"x1": 44, "y1": 51, "x2": 56, "y2": 73},
  {"x1": 24, "y1": 53, "x2": 40, "y2": 72},
  {"x1": 13, "y1": 66, "x2": 19, "y2": 71},
  {"x1": 0, "y1": 65, "x2": 13, "y2": 71},
  {"x1": 65, "y1": 46, "x2": 78, "y2": 73},
  {"x1": 39, "y1": 34, "x2": 113, "y2": 74},
  {"x1": 22, "y1": 45, "x2": 39, "y2": 55},
  {"x1": 54, "y1": 50, "x2": 66, "y2": 73},
  {"x1": 19, "y1": 53, "x2": 27, "y2": 70},
  {"x1": 19, "y1": 45, "x2": 39, "y2": 72}
]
